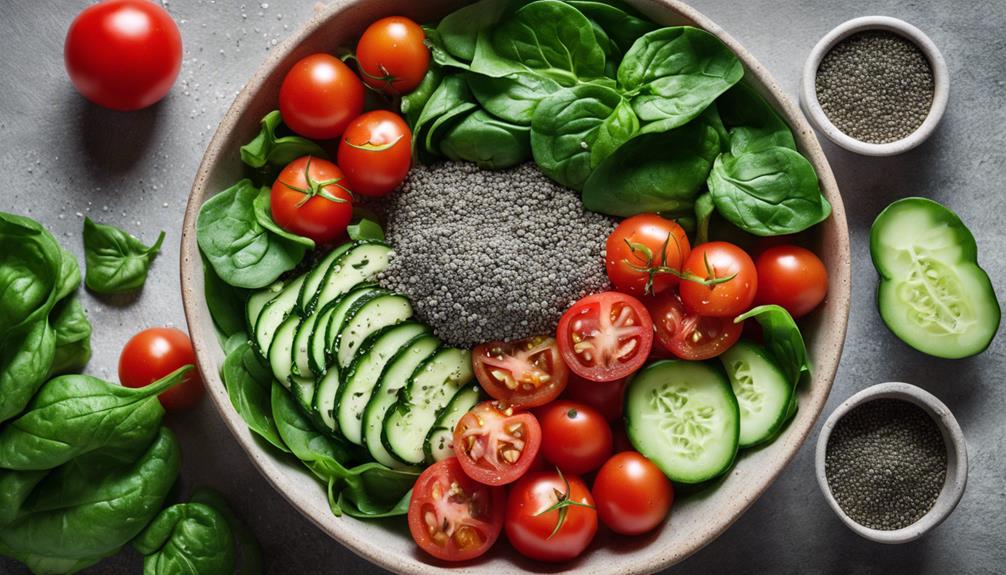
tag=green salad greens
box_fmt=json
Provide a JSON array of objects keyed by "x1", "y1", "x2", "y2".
[{"x1": 83, "y1": 217, "x2": 165, "y2": 294}]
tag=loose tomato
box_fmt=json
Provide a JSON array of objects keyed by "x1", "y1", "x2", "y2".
[
  {"x1": 119, "y1": 328, "x2": 203, "y2": 411},
  {"x1": 592, "y1": 451, "x2": 673, "y2": 535},
  {"x1": 64, "y1": 0, "x2": 182, "y2": 111},
  {"x1": 453, "y1": 402, "x2": 541, "y2": 486},
  {"x1": 337, "y1": 111, "x2": 412, "y2": 198},
  {"x1": 408, "y1": 458, "x2": 504, "y2": 562},
  {"x1": 355, "y1": 16, "x2": 430, "y2": 95},
  {"x1": 505, "y1": 470, "x2": 597, "y2": 562},
  {"x1": 562, "y1": 374, "x2": 625, "y2": 423},
  {"x1": 679, "y1": 241, "x2": 758, "y2": 318},
  {"x1": 556, "y1": 292, "x2": 653, "y2": 382},
  {"x1": 270, "y1": 156, "x2": 353, "y2": 244},
  {"x1": 647, "y1": 291, "x2": 742, "y2": 360},
  {"x1": 539, "y1": 401, "x2": 612, "y2": 475},
  {"x1": 755, "y1": 245, "x2": 828, "y2": 318},
  {"x1": 472, "y1": 336, "x2": 567, "y2": 409},
  {"x1": 279, "y1": 53, "x2": 364, "y2": 140},
  {"x1": 605, "y1": 214, "x2": 691, "y2": 297}
]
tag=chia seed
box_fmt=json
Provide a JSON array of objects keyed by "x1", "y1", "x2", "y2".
[
  {"x1": 825, "y1": 399, "x2": 947, "y2": 530},
  {"x1": 815, "y1": 30, "x2": 934, "y2": 144},
  {"x1": 379, "y1": 162, "x2": 616, "y2": 347}
]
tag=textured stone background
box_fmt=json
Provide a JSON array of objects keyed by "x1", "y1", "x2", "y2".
[{"x1": 1, "y1": 0, "x2": 1003, "y2": 573}]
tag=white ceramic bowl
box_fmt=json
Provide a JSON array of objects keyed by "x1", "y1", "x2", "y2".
[
  {"x1": 814, "y1": 382, "x2": 968, "y2": 543},
  {"x1": 800, "y1": 16, "x2": 949, "y2": 156},
  {"x1": 180, "y1": 1, "x2": 852, "y2": 572}
]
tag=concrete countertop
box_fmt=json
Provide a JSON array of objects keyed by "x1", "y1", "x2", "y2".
[{"x1": 1, "y1": 0, "x2": 1002, "y2": 573}]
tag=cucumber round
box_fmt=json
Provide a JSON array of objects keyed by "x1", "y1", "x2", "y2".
[
  {"x1": 719, "y1": 341, "x2": 792, "y2": 447},
  {"x1": 625, "y1": 360, "x2": 739, "y2": 484}
]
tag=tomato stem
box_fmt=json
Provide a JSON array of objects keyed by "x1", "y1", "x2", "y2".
[
  {"x1": 344, "y1": 133, "x2": 404, "y2": 152},
  {"x1": 622, "y1": 233, "x2": 736, "y2": 294},
  {"x1": 278, "y1": 156, "x2": 353, "y2": 208},
  {"x1": 533, "y1": 467, "x2": 595, "y2": 540}
]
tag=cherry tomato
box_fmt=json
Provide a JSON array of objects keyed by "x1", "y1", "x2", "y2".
[
  {"x1": 407, "y1": 458, "x2": 504, "y2": 562},
  {"x1": 64, "y1": 0, "x2": 182, "y2": 111},
  {"x1": 679, "y1": 241, "x2": 758, "y2": 318},
  {"x1": 605, "y1": 214, "x2": 691, "y2": 297},
  {"x1": 355, "y1": 16, "x2": 430, "y2": 95},
  {"x1": 472, "y1": 336, "x2": 567, "y2": 409},
  {"x1": 270, "y1": 156, "x2": 353, "y2": 244},
  {"x1": 556, "y1": 292, "x2": 653, "y2": 382},
  {"x1": 453, "y1": 402, "x2": 541, "y2": 486},
  {"x1": 755, "y1": 245, "x2": 828, "y2": 318},
  {"x1": 539, "y1": 401, "x2": 612, "y2": 475},
  {"x1": 646, "y1": 291, "x2": 742, "y2": 360},
  {"x1": 337, "y1": 111, "x2": 412, "y2": 198},
  {"x1": 562, "y1": 374, "x2": 625, "y2": 423},
  {"x1": 592, "y1": 451, "x2": 673, "y2": 535},
  {"x1": 279, "y1": 53, "x2": 364, "y2": 140},
  {"x1": 506, "y1": 470, "x2": 597, "y2": 562},
  {"x1": 119, "y1": 328, "x2": 203, "y2": 411}
]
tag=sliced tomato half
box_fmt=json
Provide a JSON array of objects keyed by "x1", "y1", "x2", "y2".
[
  {"x1": 453, "y1": 401, "x2": 542, "y2": 486},
  {"x1": 646, "y1": 291, "x2": 743, "y2": 361},
  {"x1": 556, "y1": 292, "x2": 653, "y2": 382},
  {"x1": 472, "y1": 336, "x2": 568, "y2": 408}
]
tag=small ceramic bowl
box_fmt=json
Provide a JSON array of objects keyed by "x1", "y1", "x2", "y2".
[
  {"x1": 800, "y1": 16, "x2": 949, "y2": 156},
  {"x1": 815, "y1": 382, "x2": 967, "y2": 543}
]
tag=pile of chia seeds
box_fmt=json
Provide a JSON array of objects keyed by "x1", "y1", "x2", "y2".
[
  {"x1": 815, "y1": 30, "x2": 934, "y2": 143},
  {"x1": 378, "y1": 162, "x2": 616, "y2": 347},
  {"x1": 825, "y1": 398, "x2": 947, "y2": 530}
]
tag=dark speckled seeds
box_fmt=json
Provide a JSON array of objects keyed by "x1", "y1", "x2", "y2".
[{"x1": 825, "y1": 399, "x2": 947, "y2": 530}]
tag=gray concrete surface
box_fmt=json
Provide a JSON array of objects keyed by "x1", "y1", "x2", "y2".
[{"x1": 1, "y1": 0, "x2": 1003, "y2": 573}]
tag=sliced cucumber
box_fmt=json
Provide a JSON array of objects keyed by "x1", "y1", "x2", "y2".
[
  {"x1": 720, "y1": 342, "x2": 792, "y2": 447},
  {"x1": 335, "y1": 322, "x2": 430, "y2": 446},
  {"x1": 246, "y1": 279, "x2": 285, "y2": 333},
  {"x1": 625, "y1": 360, "x2": 739, "y2": 484},
  {"x1": 308, "y1": 304, "x2": 338, "y2": 376},
  {"x1": 314, "y1": 363, "x2": 343, "y2": 434},
  {"x1": 313, "y1": 242, "x2": 392, "y2": 309},
  {"x1": 424, "y1": 384, "x2": 481, "y2": 463},
  {"x1": 334, "y1": 293, "x2": 413, "y2": 370},
  {"x1": 267, "y1": 314, "x2": 300, "y2": 388},
  {"x1": 296, "y1": 243, "x2": 354, "y2": 314},
  {"x1": 253, "y1": 275, "x2": 305, "y2": 359},
  {"x1": 291, "y1": 309, "x2": 324, "y2": 378},
  {"x1": 871, "y1": 197, "x2": 1000, "y2": 359},
  {"x1": 363, "y1": 334, "x2": 440, "y2": 468},
  {"x1": 383, "y1": 347, "x2": 473, "y2": 466},
  {"x1": 290, "y1": 375, "x2": 317, "y2": 419},
  {"x1": 322, "y1": 286, "x2": 386, "y2": 367}
]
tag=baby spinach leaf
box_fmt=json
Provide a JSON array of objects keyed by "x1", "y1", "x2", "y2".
[
  {"x1": 252, "y1": 187, "x2": 315, "y2": 249},
  {"x1": 222, "y1": 343, "x2": 288, "y2": 453},
  {"x1": 401, "y1": 63, "x2": 444, "y2": 129},
  {"x1": 54, "y1": 247, "x2": 82, "y2": 302},
  {"x1": 708, "y1": 147, "x2": 831, "y2": 236},
  {"x1": 717, "y1": 81, "x2": 796, "y2": 155},
  {"x1": 467, "y1": 71, "x2": 561, "y2": 126},
  {"x1": 582, "y1": 116, "x2": 720, "y2": 216},
  {"x1": 48, "y1": 295, "x2": 92, "y2": 377},
  {"x1": 240, "y1": 111, "x2": 327, "y2": 170},
  {"x1": 565, "y1": 0, "x2": 658, "y2": 54},
  {"x1": 271, "y1": 382, "x2": 353, "y2": 473},
  {"x1": 327, "y1": 462, "x2": 417, "y2": 519},
  {"x1": 0, "y1": 321, "x2": 56, "y2": 424},
  {"x1": 423, "y1": 28, "x2": 470, "y2": 71},
  {"x1": 618, "y1": 27, "x2": 743, "y2": 130},
  {"x1": 440, "y1": 109, "x2": 532, "y2": 169},
  {"x1": 346, "y1": 218, "x2": 385, "y2": 242},
  {"x1": 0, "y1": 366, "x2": 189, "y2": 470},
  {"x1": 203, "y1": 257, "x2": 249, "y2": 340},
  {"x1": 412, "y1": 75, "x2": 478, "y2": 162},
  {"x1": 190, "y1": 487, "x2": 263, "y2": 575},
  {"x1": 0, "y1": 469, "x2": 48, "y2": 528},
  {"x1": 531, "y1": 83, "x2": 639, "y2": 190},
  {"x1": 735, "y1": 305, "x2": 811, "y2": 387},
  {"x1": 197, "y1": 179, "x2": 306, "y2": 289},
  {"x1": 0, "y1": 212, "x2": 63, "y2": 342},
  {"x1": 83, "y1": 218, "x2": 165, "y2": 294},
  {"x1": 435, "y1": 0, "x2": 514, "y2": 62},
  {"x1": 133, "y1": 502, "x2": 237, "y2": 575}
]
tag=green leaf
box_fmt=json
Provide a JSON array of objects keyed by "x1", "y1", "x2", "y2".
[
  {"x1": 466, "y1": 71, "x2": 561, "y2": 126},
  {"x1": 203, "y1": 256, "x2": 249, "y2": 340},
  {"x1": 133, "y1": 502, "x2": 237, "y2": 575},
  {"x1": 716, "y1": 81, "x2": 797, "y2": 155},
  {"x1": 48, "y1": 295, "x2": 92, "y2": 377},
  {"x1": 694, "y1": 192, "x2": 715, "y2": 245},
  {"x1": 440, "y1": 109, "x2": 532, "y2": 169},
  {"x1": 0, "y1": 212, "x2": 64, "y2": 343},
  {"x1": 240, "y1": 111, "x2": 327, "y2": 170},
  {"x1": 222, "y1": 343, "x2": 289, "y2": 453},
  {"x1": 346, "y1": 218, "x2": 385, "y2": 242},
  {"x1": 53, "y1": 247, "x2": 82, "y2": 302},
  {"x1": 400, "y1": 62, "x2": 444, "y2": 129},
  {"x1": 0, "y1": 469, "x2": 48, "y2": 528},
  {"x1": 82, "y1": 218, "x2": 164, "y2": 294},
  {"x1": 252, "y1": 187, "x2": 316, "y2": 248},
  {"x1": 435, "y1": 0, "x2": 514, "y2": 62},
  {"x1": 423, "y1": 28, "x2": 471, "y2": 71},
  {"x1": 565, "y1": 0, "x2": 658, "y2": 54},
  {"x1": 0, "y1": 320, "x2": 56, "y2": 424},
  {"x1": 412, "y1": 75, "x2": 478, "y2": 163},
  {"x1": 271, "y1": 382, "x2": 353, "y2": 473},
  {"x1": 735, "y1": 305, "x2": 811, "y2": 386},
  {"x1": 190, "y1": 487, "x2": 263, "y2": 575}
]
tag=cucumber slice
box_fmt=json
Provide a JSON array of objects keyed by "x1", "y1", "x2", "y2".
[
  {"x1": 322, "y1": 286, "x2": 387, "y2": 367},
  {"x1": 296, "y1": 243, "x2": 354, "y2": 314},
  {"x1": 335, "y1": 322, "x2": 430, "y2": 446},
  {"x1": 383, "y1": 347, "x2": 473, "y2": 466},
  {"x1": 871, "y1": 197, "x2": 1000, "y2": 358},
  {"x1": 314, "y1": 363, "x2": 343, "y2": 434},
  {"x1": 291, "y1": 309, "x2": 324, "y2": 378},
  {"x1": 246, "y1": 279, "x2": 285, "y2": 333},
  {"x1": 719, "y1": 341, "x2": 792, "y2": 447},
  {"x1": 625, "y1": 360, "x2": 739, "y2": 484},
  {"x1": 424, "y1": 384, "x2": 482, "y2": 463},
  {"x1": 334, "y1": 293, "x2": 413, "y2": 369},
  {"x1": 308, "y1": 304, "x2": 338, "y2": 376},
  {"x1": 363, "y1": 334, "x2": 440, "y2": 468},
  {"x1": 313, "y1": 242, "x2": 392, "y2": 309},
  {"x1": 267, "y1": 314, "x2": 300, "y2": 388},
  {"x1": 253, "y1": 275, "x2": 305, "y2": 359},
  {"x1": 290, "y1": 375, "x2": 317, "y2": 419}
]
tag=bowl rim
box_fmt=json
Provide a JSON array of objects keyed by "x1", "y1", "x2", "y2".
[
  {"x1": 799, "y1": 15, "x2": 949, "y2": 156},
  {"x1": 814, "y1": 381, "x2": 968, "y2": 544},
  {"x1": 179, "y1": 1, "x2": 852, "y2": 573}
]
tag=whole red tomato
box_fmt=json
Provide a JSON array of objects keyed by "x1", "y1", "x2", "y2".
[
  {"x1": 271, "y1": 156, "x2": 353, "y2": 244},
  {"x1": 119, "y1": 327, "x2": 203, "y2": 411},
  {"x1": 538, "y1": 401, "x2": 612, "y2": 475},
  {"x1": 337, "y1": 110, "x2": 412, "y2": 197},
  {"x1": 279, "y1": 53, "x2": 364, "y2": 140},
  {"x1": 506, "y1": 471, "x2": 597, "y2": 562},
  {"x1": 678, "y1": 241, "x2": 758, "y2": 318},
  {"x1": 592, "y1": 451, "x2": 674, "y2": 535},
  {"x1": 605, "y1": 214, "x2": 691, "y2": 297},
  {"x1": 755, "y1": 245, "x2": 828, "y2": 318},
  {"x1": 355, "y1": 16, "x2": 430, "y2": 95},
  {"x1": 65, "y1": 0, "x2": 182, "y2": 110}
]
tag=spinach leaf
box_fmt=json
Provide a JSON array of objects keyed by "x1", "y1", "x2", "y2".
[
  {"x1": 618, "y1": 27, "x2": 743, "y2": 130},
  {"x1": 467, "y1": 71, "x2": 561, "y2": 126},
  {"x1": 0, "y1": 366, "x2": 189, "y2": 470},
  {"x1": 531, "y1": 83, "x2": 638, "y2": 190},
  {"x1": 197, "y1": 179, "x2": 306, "y2": 289},
  {"x1": 717, "y1": 81, "x2": 796, "y2": 155},
  {"x1": 581, "y1": 115, "x2": 720, "y2": 216},
  {"x1": 271, "y1": 381, "x2": 353, "y2": 474},
  {"x1": 0, "y1": 469, "x2": 48, "y2": 527},
  {"x1": 423, "y1": 28, "x2": 471, "y2": 71},
  {"x1": 190, "y1": 487, "x2": 263, "y2": 575},
  {"x1": 222, "y1": 343, "x2": 288, "y2": 453},
  {"x1": 48, "y1": 295, "x2": 92, "y2": 377},
  {"x1": 240, "y1": 111, "x2": 327, "y2": 170},
  {"x1": 441, "y1": 109, "x2": 532, "y2": 169},
  {"x1": 565, "y1": 0, "x2": 658, "y2": 54},
  {"x1": 412, "y1": 75, "x2": 478, "y2": 162},
  {"x1": 0, "y1": 321, "x2": 56, "y2": 424},
  {"x1": 735, "y1": 305, "x2": 811, "y2": 387},
  {"x1": 133, "y1": 502, "x2": 236, "y2": 575},
  {"x1": 83, "y1": 218, "x2": 165, "y2": 294},
  {"x1": 401, "y1": 63, "x2": 444, "y2": 129},
  {"x1": 327, "y1": 462, "x2": 417, "y2": 519},
  {"x1": 203, "y1": 257, "x2": 249, "y2": 339},
  {"x1": 252, "y1": 187, "x2": 315, "y2": 248},
  {"x1": 0, "y1": 212, "x2": 63, "y2": 341},
  {"x1": 708, "y1": 147, "x2": 831, "y2": 236},
  {"x1": 435, "y1": 0, "x2": 513, "y2": 62},
  {"x1": 54, "y1": 247, "x2": 82, "y2": 302},
  {"x1": 0, "y1": 427, "x2": 180, "y2": 572},
  {"x1": 346, "y1": 218, "x2": 385, "y2": 242}
]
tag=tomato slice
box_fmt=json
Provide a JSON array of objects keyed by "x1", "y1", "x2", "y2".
[
  {"x1": 472, "y1": 336, "x2": 568, "y2": 408},
  {"x1": 646, "y1": 291, "x2": 742, "y2": 361},
  {"x1": 453, "y1": 402, "x2": 542, "y2": 486},
  {"x1": 556, "y1": 292, "x2": 653, "y2": 382},
  {"x1": 407, "y1": 458, "x2": 504, "y2": 562}
]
